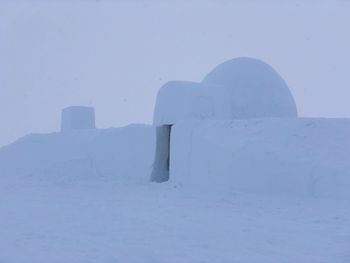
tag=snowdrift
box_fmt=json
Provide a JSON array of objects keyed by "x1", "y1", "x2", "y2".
[
  {"x1": 170, "y1": 118, "x2": 350, "y2": 198},
  {"x1": 0, "y1": 124, "x2": 155, "y2": 184}
]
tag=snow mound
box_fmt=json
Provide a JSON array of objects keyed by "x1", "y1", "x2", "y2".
[
  {"x1": 0, "y1": 124, "x2": 155, "y2": 185},
  {"x1": 170, "y1": 118, "x2": 350, "y2": 199},
  {"x1": 203, "y1": 57, "x2": 298, "y2": 119}
]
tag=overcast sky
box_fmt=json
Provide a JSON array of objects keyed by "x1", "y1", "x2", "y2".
[{"x1": 0, "y1": 0, "x2": 350, "y2": 146}]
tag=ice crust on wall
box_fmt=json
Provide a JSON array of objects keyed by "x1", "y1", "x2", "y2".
[
  {"x1": 61, "y1": 106, "x2": 96, "y2": 132},
  {"x1": 0, "y1": 125, "x2": 155, "y2": 184},
  {"x1": 203, "y1": 57, "x2": 298, "y2": 119},
  {"x1": 170, "y1": 118, "x2": 350, "y2": 198}
]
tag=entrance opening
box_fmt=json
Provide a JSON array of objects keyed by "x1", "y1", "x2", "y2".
[{"x1": 151, "y1": 124, "x2": 172, "y2": 182}]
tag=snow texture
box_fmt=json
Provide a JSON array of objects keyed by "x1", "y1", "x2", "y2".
[
  {"x1": 153, "y1": 81, "x2": 231, "y2": 126},
  {"x1": 153, "y1": 58, "x2": 298, "y2": 127},
  {"x1": 61, "y1": 106, "x2": 96, "y2": 132},
  {"x1": 1, "y1": 168, "x2": 349, "y2": 263},
  {"x1": 203, "y1": 57, "x2": 298, "y2": 119},
  {"x1": 0, "y1": 119, "x2": 349, "y2": 262},
  {"x1": 0, "y1": 124, "x2": 155, "y2": 184},
  {"x1": 170, "y1": 118, "x2": 350, "y2": 199}
]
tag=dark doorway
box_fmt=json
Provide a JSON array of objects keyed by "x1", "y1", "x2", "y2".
[{"x1": 151, "y1": 124, "x2": 172, "y2": 182}]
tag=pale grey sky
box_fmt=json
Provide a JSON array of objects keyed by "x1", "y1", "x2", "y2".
[{"x1": 1, "y1": 0, "x2": 350, "y2": 146}]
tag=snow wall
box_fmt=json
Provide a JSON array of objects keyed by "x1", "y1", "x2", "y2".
[
  {"x1": 0, "y1": 124, "x2": 155, "y2": 184},
  {"x1": 170, "y1": 118, "x2": 350, "y2": 199}
]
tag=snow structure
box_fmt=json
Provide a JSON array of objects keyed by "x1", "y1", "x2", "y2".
[
  {"x1": 152, "y1": 57, "x2": 298, "y2": 182},
  {"x1": 153, "y1": 57, "x2": 298, "y2": 126},
  {"x1": 1, "y1": 106, "x2": 154, "y2": 184},
  {"x1": 61, "y1": 106, "x2": 96, "y2": 132},
  {"x1": 171, "y1": 118, "x2": 350, "y2": 198},
  {"x1": 151, "y1": 57, "x2": 350, "y2": 198},
  {"x1": 202, "y1": 57, "x2": 298, "y2": 119},
  {"x1": 0, "y1": 124, "x2": 155, "y2": 184},
  {"x1": 0, "y1": 57, "x2": 349, "y2": 199}
]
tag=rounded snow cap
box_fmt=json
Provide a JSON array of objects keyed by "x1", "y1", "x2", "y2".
[
  {"x1": 202, "y1": 57, "x2": 298, "y2": 119},
  {"x1": 153, "y1": 81, "x2": 216, "y2": 126}
]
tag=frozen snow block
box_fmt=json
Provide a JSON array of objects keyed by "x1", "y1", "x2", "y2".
[
  {"x1": 153, "y1": 81, "x2": 230, "y2": 126},
  {"x1": 61, "y1": 106, "x2": 96, "y2": 132},
  {"x1": 203, "y1": 57, "x2": 298, "y2": 119},
  {"x1": 170, "y1": 118, "x2": 350, "y2": 199}
]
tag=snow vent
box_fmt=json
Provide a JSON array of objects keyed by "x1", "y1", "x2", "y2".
[{"x1": 61, "y1": 106, "x2": 96, "y2": 132}]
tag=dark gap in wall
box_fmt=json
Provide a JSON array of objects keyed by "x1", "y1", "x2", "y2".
[{"x1": 150, "y1": 124, "x2": 172, "y2": 182}]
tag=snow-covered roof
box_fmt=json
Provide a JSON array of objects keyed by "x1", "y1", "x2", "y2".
[{"x1": 153, "y1": 81, "x2": 226, "y2": 126}]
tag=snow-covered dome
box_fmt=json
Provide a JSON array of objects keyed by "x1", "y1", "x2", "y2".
[
  {"x1": 203, "y1": 57, "x2": 298, "y2": 119},
  {"x1": 153, "y1": 57, "x2": 298, "y2": 126}
]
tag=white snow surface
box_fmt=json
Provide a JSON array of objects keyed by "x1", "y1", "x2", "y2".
[
  {"x1": 203, "y1": 57, "x2": 298, "y2": 119},
  {"x1": 153, "y1": 58, "x2": 298, "y2": 126},
  {"x1": 1, "y1": 176, "x2": 350, "y2": 262},
  {"x1": 1, "y1": 119, "x2": 350, "y2": 262},
  {"x1": 171, "y1": 118, "x2": 350, "y2": 199},
  {"x1": 153, "y1": 81, "x2": 231, "y2": 125},
  {"x1": 0, "y1": 124, "x2": 155, "y2": 185}
]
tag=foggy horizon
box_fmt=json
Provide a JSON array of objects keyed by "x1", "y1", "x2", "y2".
[{"x1": 1, "y1": 0, "x2": 350, "y2": 146}]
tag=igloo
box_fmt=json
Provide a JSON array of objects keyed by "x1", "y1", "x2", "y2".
[
  {"x1": 61, "y1": 106, "x2": 96, "y2": 132},
  {"x1": 202, "y1": 57, "x2": 298, "y2": 119},
  {"x1": 151, "y1": 57, "x2": 298, "y2": 182},
  {"x1": 153, "y1": 57, "x2": 298, "y2": 126}
]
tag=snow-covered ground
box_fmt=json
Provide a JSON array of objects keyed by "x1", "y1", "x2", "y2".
[
  {"x1": 1, "y1": 119, "x2": 350, "y2": 262},
  {"x1": 1, "y1": 178, "x2": 350, "y2": 263},
  {"x1": 3, "y1": 104, "x2": 348, "y2": 262}
]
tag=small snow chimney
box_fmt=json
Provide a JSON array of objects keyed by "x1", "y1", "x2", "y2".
[{"x1": 61, "y1": 106, "x2": 96, "y2": 132}]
